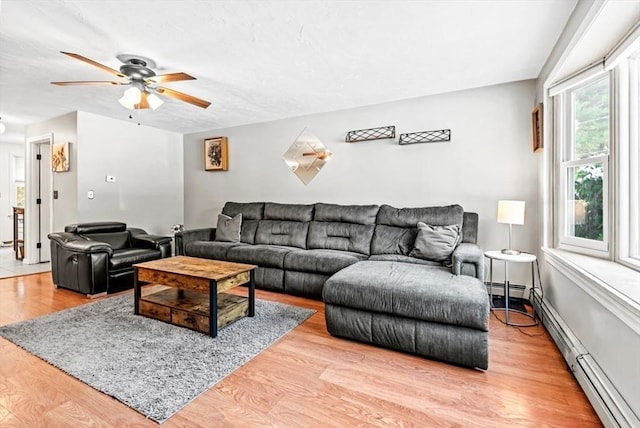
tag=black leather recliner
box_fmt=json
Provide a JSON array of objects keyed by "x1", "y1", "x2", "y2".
[{"x1": 48, "y1": 222, "x2": 172, "y2": 297}]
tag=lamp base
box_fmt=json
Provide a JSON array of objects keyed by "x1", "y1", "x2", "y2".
[{"x1": 501, "y1": 248, "x2": 521, "y2": 255}]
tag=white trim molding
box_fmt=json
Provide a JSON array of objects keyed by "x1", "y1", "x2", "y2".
[
  {"x1": 542, "y1": 247, "x2": 640, "y2": 336},
  {"x1": 532, "y1": 289, "x2": 640, "y2": 428}
]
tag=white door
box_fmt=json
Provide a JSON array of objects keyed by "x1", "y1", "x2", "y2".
[{"x1": 37, "y1": 143, "x2": 51, "y2": 262}]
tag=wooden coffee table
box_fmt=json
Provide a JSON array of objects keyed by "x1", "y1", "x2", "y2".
[{"x1": 133, "y1": 256, "x2": 257, "y2": 337}]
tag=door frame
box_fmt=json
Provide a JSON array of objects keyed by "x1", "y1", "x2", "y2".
[{"x1": 24, "y1": 133, "x2": 53, "y2": 265}]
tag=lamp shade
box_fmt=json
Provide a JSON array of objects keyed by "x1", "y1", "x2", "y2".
[
  {"x1": 118, "y1": 87, "x2": 142, "y2": 109},
  {"x1": 147, "y1": 93, "x2": 164, "y2": 110},
  {"x1": 497, "y1": 200, "x2": 525, "y2": 225}
]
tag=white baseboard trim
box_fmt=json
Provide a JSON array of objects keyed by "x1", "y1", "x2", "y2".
[{"x1": 532, "y1": 290, "x2": 640, "y2": 427}]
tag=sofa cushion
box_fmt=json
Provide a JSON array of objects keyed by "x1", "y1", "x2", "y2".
[
  {"x1": 368, "y1": 254, "x2": 442, "y2": 267},
  {"x1": 255, "y1": 220, "x2": 309, "y2": 249},
  {"x1": 409, "y1": 223, "x2": 461, "y2": 262},
  {"x1": 371, "y1": 204, "x2": 464, "y2": 255},
  {"x1": 323, "y1": 261, "x2": 489, "y2": 331},
  {"x1": 222, "y1": 202, "x2": 264, "y2": 220},
  {"x1": 185, "y1": 241, "x2": 247, "y2": 260},
  {"x1": 284, "y1": 249, "x2": 367, "y2": 275},
  {"x1": 215, "y1": 213, "x2": 242, "y2": 243},
  {"x1": 376, "y1": 204, "x2": 465, "y2": 227},
  {"x1": 109, "y1": 248, "x2": 161, "y2": 271},
  {"x1": 264, "y1": 202, "x2": 314, "y2": 221},
  {"x1": 83, "y1": 231, "x2": 130, "y2": 250},
  {"x1": 222, "y1": 202, "x2": 264, "y2": 244},
  {"x1": 307, "y1": 222, "x2": 375, "y2": 255},
  {"x1": 314, "y1": 203, "x2": 379, "y2": 225},
  {"x1": 227, "y1": 244, "x2": 299, "y2": 269}
]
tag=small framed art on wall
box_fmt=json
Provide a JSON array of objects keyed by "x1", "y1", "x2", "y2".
[
  {"x1": 531, "y1": 104, "x2": 543, "y2": 153},
  {"x1": 204, "y1": 136, "x2": 228, "y2": 171}
]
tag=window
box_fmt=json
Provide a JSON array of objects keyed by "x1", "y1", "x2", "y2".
[
  {"x1": 622, "y1": 54, "x2": 640, "y2": 266},
  {"x1": 552, "y1": 42, "x2": 640, "y2": 270},
  {"x1": 557, "y1": 75, "x2": 610, "y2": 253},
  {"x1": 12, "y1": 155, "x2": 25, "y2": 208}
]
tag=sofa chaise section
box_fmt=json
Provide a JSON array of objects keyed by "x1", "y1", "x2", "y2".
[{"x1": 323, "y1": 260, "x2": 489, "y2": 369}]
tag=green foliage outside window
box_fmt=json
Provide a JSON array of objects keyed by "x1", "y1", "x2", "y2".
[
  {"x1": 571, "y1": 79, "x2": 608, "y2": 241},
  {"x1": 574, "y1": 165, "x2": 603, "y2": 241},
  {"x1": 574, "y1": 79, "x2": 609, "y2": 159}
]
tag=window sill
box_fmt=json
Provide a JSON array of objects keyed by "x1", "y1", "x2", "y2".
[{"x1": 542, "y1": 247, "x2": 640, "y2": 335}]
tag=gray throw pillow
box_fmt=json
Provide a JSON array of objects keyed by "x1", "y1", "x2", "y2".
[
  {"x1": 409, "y1": 222, "x2": 461, "y2": 262},
  {"x1": 215, "y1": 213, "x2": 242, "y2": 243}
]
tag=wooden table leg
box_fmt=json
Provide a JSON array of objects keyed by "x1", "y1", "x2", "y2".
[
  {"x1": 133, "y1": 267, "x2": 140, "y2": 315},
  {"x1": 249, "y1": 269, "x2": 255, "y2": 317},
  {"x1": 210, "y1": 279, "x2": 218, "y2": 338}
]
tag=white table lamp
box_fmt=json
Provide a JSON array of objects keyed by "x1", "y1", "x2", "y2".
[{"x1": 497, "y1": 200, "x2": 525, "y2": 255}]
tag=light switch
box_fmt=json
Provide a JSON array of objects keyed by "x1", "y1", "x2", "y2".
[
  {"x1": 87, "y1": 190, "x2": 94, "y2": 199},
  {"x1": 106, "y1": 176, "x2": 116, "y2": 183}
]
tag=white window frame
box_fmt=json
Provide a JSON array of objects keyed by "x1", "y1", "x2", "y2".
[
  {"x1": 617, "y1": 55, "x2": 640, "y2": 269},
  {"x1": 556, "y1": 73, "x2": 611, "y2": 255}
]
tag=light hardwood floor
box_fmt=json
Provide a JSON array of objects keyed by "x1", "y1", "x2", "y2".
[{"x1": 0, "y1": 273, "x2": 601, "y2": 427}]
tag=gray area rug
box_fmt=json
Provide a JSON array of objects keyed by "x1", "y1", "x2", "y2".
[{"x1": 0, "y1": 293, "x2": 314, "y2": 423}]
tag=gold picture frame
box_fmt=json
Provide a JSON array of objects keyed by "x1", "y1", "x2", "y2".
[
  {"x1": 52, "y1": 142, "x2": 70, "y2": 172},
  {"x1": 204, "y1": 137, "x2": 228, "y2": 171},
  {"x1": 532, "y1": 103, "x2": 543, "y2": 153}
]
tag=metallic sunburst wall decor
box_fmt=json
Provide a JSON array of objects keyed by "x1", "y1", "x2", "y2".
[{"x1": 282, "y1": 128, "x2": 333, "y2": 185}]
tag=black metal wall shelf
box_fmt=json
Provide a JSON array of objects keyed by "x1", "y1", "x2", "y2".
[
  {"x1": 398, "y1": 129, "x2": 451, "y2": 145},
  {"x1": 345, "y1": 125, "x2": 395, "y2": 143}
]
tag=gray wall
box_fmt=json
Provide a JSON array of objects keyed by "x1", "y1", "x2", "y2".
[
  {"x1": 76, "y1": 111, "x2": 183, "y2": 235},
  {"x1": 183, "y1": 80, "x2": 539, "y2": 285}
]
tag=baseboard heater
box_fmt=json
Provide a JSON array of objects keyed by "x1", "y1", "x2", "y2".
[{"x1": 532, "y1": 291, "x2": 639, "y2": 427}]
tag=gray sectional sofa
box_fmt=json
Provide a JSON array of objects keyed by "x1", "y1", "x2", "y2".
[{"x1": 176, "y1": 201, "x2": 490, "y2": 369}]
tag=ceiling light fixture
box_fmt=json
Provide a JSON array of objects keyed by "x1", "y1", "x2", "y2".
[
  {"x1": 146, "y1": 92, "x2": 164, "y2": 110},
  {"x1": 118, "y1": 86, "x2": 142, "y2": 109},
  {"x1": 0, "y1": 117, "x2": 6, "y2": 135}
]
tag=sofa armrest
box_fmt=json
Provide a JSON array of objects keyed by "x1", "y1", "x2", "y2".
[
  {"x1": 452, "y1": 243, "x2": 484, "y2": 280},
  {"x1": 48, "y1": 232, "x2": 113, "y2": 256},
  {"x1": 131, "y1": 234, "x2": 172, "y2": 249},
  {"x1": 174, "y1": 228, "x2": 216, "y2": 255}
]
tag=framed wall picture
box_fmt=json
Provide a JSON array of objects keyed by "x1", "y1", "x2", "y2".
[
  {"x1": 204, "y1": 136, "x2": 228, "y2": 171},
  {"x1": 531, "y1": 103, "x2": 543, "y2": 153},
  {"x1": 52, "y1": 142, "x2": 70, "y2": 172}
]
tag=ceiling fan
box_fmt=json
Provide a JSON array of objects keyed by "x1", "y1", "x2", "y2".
[{"x1": 51, "y1": 51, "x2": 211, "y2": 110}]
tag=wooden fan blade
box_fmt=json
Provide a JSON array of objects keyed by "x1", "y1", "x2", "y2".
[
  {"x1": 51, "y1": 81, "x2": 126, "y2": 86},
  {"x1": 156, "y1": 87, "x2": 211, "y2": 109},
  {"x1": 146, "y1": 72, "x2": 196, "y2": 84},
  {"x1": 60, "y1": 51, "x2": 126, "y2": 79},
  {"x1": 135, "y1": 91, "x2": 150, "y2": 109}
]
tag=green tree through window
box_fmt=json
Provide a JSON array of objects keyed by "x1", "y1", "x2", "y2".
[{"x1": 570, "y1": 79, "x2": 608, "y2": 241}]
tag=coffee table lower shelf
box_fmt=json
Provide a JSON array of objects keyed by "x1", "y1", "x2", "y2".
[{"x1": 139, "y1": 288, "x2": 248, "y2": 335}]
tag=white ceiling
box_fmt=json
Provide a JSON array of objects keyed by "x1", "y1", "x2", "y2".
[{"x1": 0, "y1": 0, "x2": 577, "y2": 144}]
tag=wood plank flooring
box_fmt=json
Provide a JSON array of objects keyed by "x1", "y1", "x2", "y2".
[{"x1": 0, "y1": 273, "x2": 601, "y2": 427}]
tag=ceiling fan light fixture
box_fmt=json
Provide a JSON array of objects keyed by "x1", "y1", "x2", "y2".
[
  {"x1": 147, "y1": 93, "x2": 164, "y2": 110},
  {"x1": 118, "y1": 86, "x2": 142, "y2": 109}
]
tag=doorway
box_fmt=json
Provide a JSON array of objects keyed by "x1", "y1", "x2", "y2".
[{"x1": 25, "y1": 133, "x2": 53, "y2": 265}]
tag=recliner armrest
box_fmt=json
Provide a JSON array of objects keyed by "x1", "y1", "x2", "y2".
[
  {"x1": 48, "y1": 232, "x2": 113, "y2": 256},
  {"x1": 131, "y1": 234, "x2": 172, "y2": 249},
  {"x1": 452, "y1": 243, "x2": 484, "y2": 280},
  {"x1": 174, "y1": 228, "x2": 216, "y2": 255}
]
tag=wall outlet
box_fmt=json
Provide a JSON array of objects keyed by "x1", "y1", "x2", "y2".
[
  {"x1": 87, "y1": 190, "x2": 94, "y2": 199},
  {"x1": 106, "y1": 176, "x2": 116, "y2": 183}
]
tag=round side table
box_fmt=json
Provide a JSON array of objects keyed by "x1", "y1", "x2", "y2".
[{"x1": 484, "y1": 250, "x2": 539, "y2": 327}]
